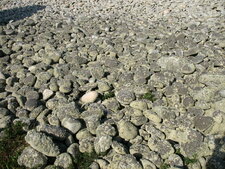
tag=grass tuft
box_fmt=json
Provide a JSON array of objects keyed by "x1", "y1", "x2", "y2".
[
  {"x1": 0, "y1": 122, "x2": 27, "y2": 169},
  {"x1": 184, "y1": 154, "x2": 198, "y2": 166},
  {"x1": 75, "y1": 151, "x2": 99, "y2": 169},
  {"x1": 101, "y1": 91, "x2": 115, "y2": 100},
  {"x1": 140, "y1": 91, "x2": 156, "y2": 102},
  {"x1": 160, "y1": 163, "x2": 170, "y2": 169}
]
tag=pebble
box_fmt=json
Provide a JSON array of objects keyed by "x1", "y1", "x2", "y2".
[
  {"x1": 80, "y1": 91, "x2": 98, "y2": 104},
  {"x1": 43, "y1": 89, "x2": 54, "y2": 100}
]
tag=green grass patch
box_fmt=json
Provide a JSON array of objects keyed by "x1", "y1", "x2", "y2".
[
  {"x1": 183, "y1": 154, "x2": 198, "y2": 166},
  {"x1": 0, "y1": 122, "x2": 27, "y2": 169},
  {"x1": 140, "y1": 91, "x2": 156, "y2": 102},
  {"x1": 101, "y1": 91, "x2": 115, "y2": 100},
  {"x1": 160, "y1": 163, "x2": 170, "y2": 169},
  {"x1": 75, "y1": 151, "x2": 99, "y2": 169}
]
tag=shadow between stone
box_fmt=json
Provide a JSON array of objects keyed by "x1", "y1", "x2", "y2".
[
  {"x1": 206, "y1": 136, "x2": 225, "y2": 169},
  {"x1": 0, "y1": 5, "x2": 46, "y2": 25}
]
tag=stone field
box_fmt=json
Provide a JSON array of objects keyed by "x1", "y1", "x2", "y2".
[{"x1": 0, "y1": 0, "x2": 225, "y2": 168}]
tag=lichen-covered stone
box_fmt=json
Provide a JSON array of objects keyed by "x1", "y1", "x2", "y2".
[
  {"x1": 25, "y1": 129, "x2": 60, "y2": 157},
  {"x1": 61, "y1": 116, "x2": 81, "y2": 134},
  {"x1": 116, "y1": 89, "x2": 135, "y2": 105},
  {"x1": 18, "y1": 146, "x2": 48, "y2": 168},
  {"x1": 94, "y1": 135, "x2": 112, "y2": 154},
  {"x1": 118, "y1": 120, "x2": 138, "y2": 140},
  {"x1": 54, "y1": 153, "x2": 73, "y2": 169},
  {"x1": 109, "y1": 154, "x2": 143, "y2": 169}
]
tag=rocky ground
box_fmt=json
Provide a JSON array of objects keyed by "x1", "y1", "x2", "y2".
[{"x1": 0, "y1": 0, "x2": 225, "y2": 169}]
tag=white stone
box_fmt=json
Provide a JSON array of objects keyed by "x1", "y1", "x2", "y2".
[
  {"x1": 80, "y1": 91, "x2": 98, "y2": 104},
  {"x1": 43, "y1": 89, "x2": 54, "y2": 100}
]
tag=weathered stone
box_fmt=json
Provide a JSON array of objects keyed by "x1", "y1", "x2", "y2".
[
  {"x1": 25, "y1": 129, "x2": 60, "y2": 157},
  {"x1": 43, "y1": 89, "x2": 54, "y2": 100},
  {"x1": 118, "y1": 120, "x2": 138, "y2": 140},
  {"x1": 116, "y1": 89, "x2": 135, "y2": 105},
  {"x1": 148, "y1": 137, "x2": 174, "y2": 159},
  {"x1": 109, "y1": 154, "x2": 142, "y2": 169},
  {"x1": 194, "y1": 116, "x2": 214, "y2": 132},
  {"x1": 61, "y1": 116, "x2": 81, "y2": 134},
  {"x1": 54, "y1": 153, "x2": 73, "y2": 169},
  {"x1": 37, "y1": 124, "x2": 68, "y2": 141},
  {"x1": 94, "y1": 135, "x2": 112, "y2": 154},
  {"x1": 79, "y1": 137, "x2": 94, "y2": 153},
  {"x1": 112, "y1": 141, "x2": 127, "y2": 154},
  {"x1": 18, "y1": 146, "x2": 48, "y2": 168}
]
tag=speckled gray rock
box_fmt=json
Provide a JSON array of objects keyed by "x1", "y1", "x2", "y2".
[
  {"x1": 194, "y1": 116, "x2": 214, "y2": 132},
  {"x1": 18, "y1": 146, "x2": 48, "y2": 168},
  {"x1": 148, "y1": 137, "x2": 174, "y2": 159},
  {"x1": 43, "y1": 89, "x2": 54, "y2": 100},
  {"x1": 61, "y1": 116, "x2": 81, "y2": 134},
  {"x1": 157, "y1": 56, "x2": 195, "y2": 74},
  {"x1": 96, "y1": 123, "x2": 116, "y2": 136},
  {"x1": 25, "y1": 129, "x2": 60, "y2": 157},
  {"x1": 94, "y1": 135, "x2": 112, "y2": 154},
  {"x1": 118, "y1": 120, "x2": 138, "y2": 140},
  {"x1": 54, "y1": 153, "x2": 73, "y2": 169},
  {"x1": 140, "y1": 158, "x2": 157, "y2": 169},
  {"x1": 37, "y1": 124, "x2": 68, "y2": 141},
  {"x1": 0, "y1": 115, "x2": 11, "y2": 128},
  {"x1": 112, "y1": 141, "x2": 127, "y2": 154},
  {"x1": 79, "y1": 137, "x2": 94, "y2": 153},
  {"x1": 166, "y1": 154, "x2": 184, "y2": 168},
  {"x1": 116, "y1": 89, "x2": 135, "y2": 105},
  {"x1": 108, "y1": 154, "x2": 143, "y2": 169}
]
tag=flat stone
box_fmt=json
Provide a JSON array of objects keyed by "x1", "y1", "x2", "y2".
[
  {"x1": 130, "y1": 100, "x2": 148, "y2": 110},
  {"x1": 112, "y1": 141, "x2": 127, "y2": 154},
  {"x1": 148, "y1": 137, "x2": 174, "y2": 159},
  {"x1": 80, "y1": 91, "x2": 98, "y2": 104},
  {"x1": 194, "y1": 116, "x2": 214, "y2": 131},
  {"x1": 157, "y1": 56, "x2": 195, "y2": 74},
  {"x1": 37, "y1": 124, "x2": 68, "y2": 141},
  {"x1": 18, "y1": 146, "x2": 48, "y2": 168},
  {"x1": 54, "y1": 153, "x2": 73, "y2": 168},
  {"x1": 25, "y1": 99, "x2": 38, "y2": 111},
  {"x1": 94, "y1": 135, "x2": 112, "y2": 154},
  {"x1": 61, "y1": 116, "x2": 81, "y2": 134},
  {"x1": 118, "y1": 120, "x2": 138, "y2": 141},
  {"x1": 116, "y1": 89, "x2": 135, "y2": 105},
  {"x1": 25, "y1": 129, "x2": 60, "y2": 157},
  {"x1": 109, "y1": 154, "x2": 142, "y2": 169},
  {"x1": 43, "y1": 89, "x2": 54, "y2": 100},
  {"x1": 79, "y1": 137, "x2": 94, "y2": 153}
]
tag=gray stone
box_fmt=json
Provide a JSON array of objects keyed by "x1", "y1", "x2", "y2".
[
  {"x1": 43, "y1": 89, "x2": 54, "y2": 100},
  {"x1": 79, "y1": 137, "x2": 94, "y2": 153},
  {"x1": 54, "y1": 153, "x2": 73, "y2": 169},
  {"x1": 166, "y1": 154, "x2": 184, "y2": 168},
  {"x1": 112, "y1": 141, "x2": 127, "y2": 154},
  {"x1": 140, "y1": 158, "x2": 157, "y2": 169},
  {"x1": 109, "y1": 154, "x2": 142, "y2": 169},
  {"x1": 194, "y1": 116, "x2": 214, "y2": 132},
  {"x1": 61, "y1": 116, "x2": 81, "y2": 134},
  {"x1": 148, "y1": 137, "x2": 174, "y2": 159},
  {"x1": 25, "y1": 129, "x2": 60, "y2": 157},
  {"x1": 96, "y1": 123, "x2": 116, "y2": 136},
  {"x1": 94, "y1": 135, "x2": 112, "y2": 154},
  {"x1": 0, "y1": 115, "x2": 11, "y2": 128},
  {"x1": 25, "y1": 99, "x2": 38, "y2": 111},
  {"x1": 37, "y1": 124, "x2": 68, "y2": 141},
  {"x1": 116, "y1": 89, "x2": 135, "y2": 105},
  {"x1": 118, "y1": 120, "x2": 138, "y2": 140},
  {"x1": 18, "y1": 146, "x2": 48, "y2": 168}
]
